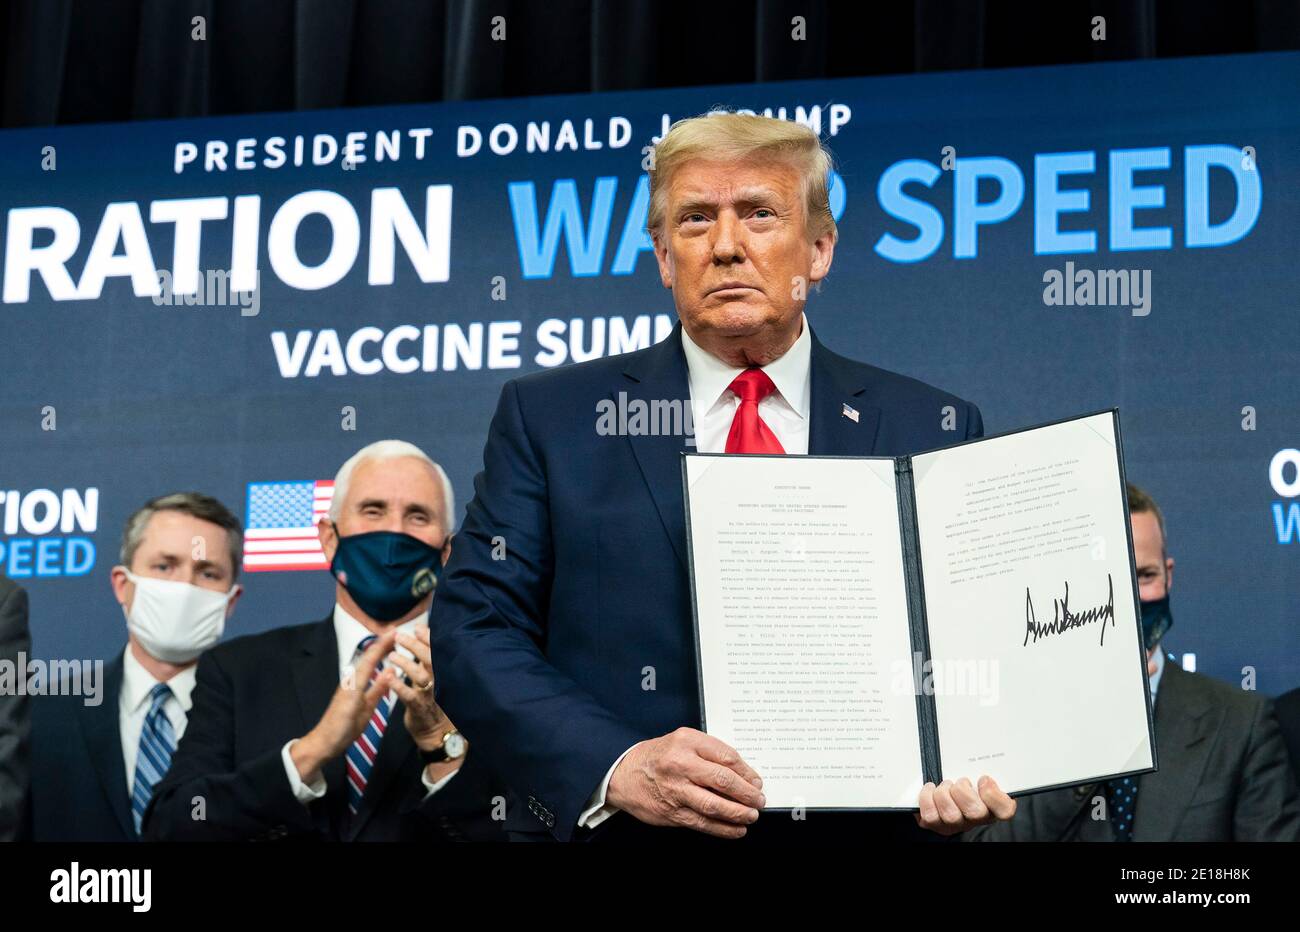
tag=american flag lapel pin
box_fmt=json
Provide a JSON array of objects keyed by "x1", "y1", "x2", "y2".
[{"x1": 841, "y1": 403, "x2": 860, "y2": 423}]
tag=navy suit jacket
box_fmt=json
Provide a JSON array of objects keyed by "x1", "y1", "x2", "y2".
[
  {"x1": 30, "y1": 653, "x2": 136, "y2": 842},
  {"x1": 429, "y1": 322, "x2": 983, "y2": 840}
]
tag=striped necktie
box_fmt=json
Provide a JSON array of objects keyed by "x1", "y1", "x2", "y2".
[
  {"x1": 345, "y1": 635, "x2": 395, "y2": 815},
  {"x1": 131, "y1": 682, "x2": 176, "y2": 835}
]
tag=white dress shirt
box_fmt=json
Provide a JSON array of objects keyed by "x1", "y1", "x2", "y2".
[
  {"x1": 1149, "y1": 644, "x2": 1166, "y2": 703},
  {"x1": 577, "y1": 315, "x2": 813, "y2": 830},
  {"x1": 280, "y1": 603, "x2": 456, "y2": 803},
  {"x1": 681, "y1": 312, "x2": 812, "y2": 455},
  {"x1": 120, "y1": 645, "x2": 196, "y2": 795}
]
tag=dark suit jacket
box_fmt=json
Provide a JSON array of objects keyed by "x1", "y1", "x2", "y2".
[
  {"x1": 30, "y1": 653, "x2": 136, "y2": 842},
  {"x1": 0, "y1": 577, "x2": 32, "y2": 841},
  {"x1": 428, "y1": 322, "x2": 984, "y2": 841},
  {"x1": 964, "y1": 662, "x2": 1300, "y2": 841},
  {"x1": 1275, "y1": 686, "x2": 1300, "y2": 784},
  {"x1": 144, "y1": 615, "x2": 505, "y2": 842}
]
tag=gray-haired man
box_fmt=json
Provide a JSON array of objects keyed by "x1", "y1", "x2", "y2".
[{"x1": 145, "y1": 441, "x2": 505, "y2": 841}]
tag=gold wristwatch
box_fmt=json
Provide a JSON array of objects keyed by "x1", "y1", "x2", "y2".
[{"x1": 419, "y1": 729, "x2": 466, "y2": 764}]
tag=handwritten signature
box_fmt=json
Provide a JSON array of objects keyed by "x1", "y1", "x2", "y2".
[{"x1": 1023, "y1": 574, "x2": 1116, "y2": 647}]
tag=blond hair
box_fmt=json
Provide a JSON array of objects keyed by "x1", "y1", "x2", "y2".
[{"x1": 646, "y1": 112, "x2": 838, "y2": 243}]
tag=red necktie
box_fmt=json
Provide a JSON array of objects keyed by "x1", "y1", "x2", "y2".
[{"x1": 724, "y1": 368, "x2": 786, "y2": 454}]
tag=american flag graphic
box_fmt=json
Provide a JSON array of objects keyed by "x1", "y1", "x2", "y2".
[{"x1": 242, "y1": 480, "x2": 334, "y2": 572}]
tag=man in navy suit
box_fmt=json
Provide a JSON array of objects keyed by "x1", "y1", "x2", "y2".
[
  {"x1": 429, "y1": 112, "x2": 1017, "y2": 841},
  {"x1": 30, "y1": 492, "x2": 243, "y2": 841}
]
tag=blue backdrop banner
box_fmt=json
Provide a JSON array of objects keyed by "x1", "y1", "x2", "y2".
[{"x1": 1, "y1": 51, "x2": 1296, "y2": 692}]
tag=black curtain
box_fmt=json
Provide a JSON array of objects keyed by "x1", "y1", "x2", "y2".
[{"x1": 3, "y1": 0, "x2": 1298, "y2": 127}]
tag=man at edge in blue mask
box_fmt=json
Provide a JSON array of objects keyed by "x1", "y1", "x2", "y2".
[{"x1": 965, "y1": 482, "x2": 1299, "y2": 842}]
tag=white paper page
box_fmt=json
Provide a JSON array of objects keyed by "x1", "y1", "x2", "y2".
[
  {"x1": 911, "y1": 413, "x2": 1153, "y2": 794},
  {"x1": 685, "y1": 455, "x2": 923, "y2": 809}
]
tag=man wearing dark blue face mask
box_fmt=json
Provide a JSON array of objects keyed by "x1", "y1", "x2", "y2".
[
  {"x1": 966, "y1": 482, "x2": 1300, "y2": 842},
  {"x1": 144, "y1": 441, "x2": 505, "y2": 842}
]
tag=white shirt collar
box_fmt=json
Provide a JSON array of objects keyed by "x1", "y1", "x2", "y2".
[
  {"x1": 1148, "y1": 644, "x2": 1166, "y2": 702},
  {"x1": 120, "y1": 643, "x2": 197, "y2": 715},
  {"x1": 679, "y1": 313, "x2": 812, "y2": 420},
  {"x1": 331, "y1": 602, "x2": 428, "y2": 673}
]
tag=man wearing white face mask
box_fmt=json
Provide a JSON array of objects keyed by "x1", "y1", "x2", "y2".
[{"x1": 29, "y1": 492, "x2": 242, "y2": 841}]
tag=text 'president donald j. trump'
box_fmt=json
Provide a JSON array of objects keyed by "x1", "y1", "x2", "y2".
[{"x1": 430, "y1": 112, "x2": 1017, "y2": 842}]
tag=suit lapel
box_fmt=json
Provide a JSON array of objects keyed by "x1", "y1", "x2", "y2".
[
  {"x1": 75, "y1": 653, "x2": 134, "y2": 839},
  {"x1": 620, "y1": 322, "x2": 885, "y2": 572},
  {"x1": 1132, "y1": 663, "x2": 1218, "y2": 841},
  {"x1": 807, "y1": 331, "x2": 881, "y2": 456},
  {"x1": 620, "y1": 324, "x2": 693, "y2": 572},
  {"x1": 290, "y1": 617, "x2": 348, "y2": 833},
  {"x1": 345, "y1": 696, "x2": 416, "y2": 840}
]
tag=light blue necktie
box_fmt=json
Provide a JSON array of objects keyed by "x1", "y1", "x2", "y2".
[{"x1": 131, "y1": 682, "x2": 176, "y2": 835}]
